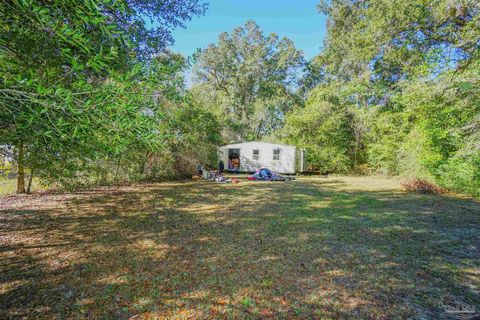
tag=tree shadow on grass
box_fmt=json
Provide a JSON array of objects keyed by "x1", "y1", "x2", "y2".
[{"x1": 0, "y1": 178, "x2": 479, "y2": 319}]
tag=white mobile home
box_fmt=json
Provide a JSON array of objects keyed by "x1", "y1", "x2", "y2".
[{"x1": 218, "y1": 142, "x2": 305, "y2": 174}]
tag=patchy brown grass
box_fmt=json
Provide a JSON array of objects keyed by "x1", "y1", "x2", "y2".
[{"x1": 0, "y1": 176, "x2": 479, "y2": 319}]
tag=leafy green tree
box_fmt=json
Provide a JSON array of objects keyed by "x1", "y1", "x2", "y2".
[
  {"x1": 0, "y1": 0, "x2": 207, "y2": 192},
  {"x1": 285, "y1": 0, "x2": 479, "y2": 198},
  {"x1": 317, "y1": 0, "x2": 479, "y2": 83},
  {"x1": 282, "y1": 84, "x2": 358, "y2": 173},
  {"x1": 192, "y1": 20, "x2": 304, "y2": 141}
]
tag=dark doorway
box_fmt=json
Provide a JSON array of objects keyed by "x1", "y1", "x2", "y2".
[{"x1": 228, "y1": 148, "x2": 240, "y2": 171}]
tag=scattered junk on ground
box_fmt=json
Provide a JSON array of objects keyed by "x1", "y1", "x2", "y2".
[
  {"x1": 192, "y1": 165, "x2": 236, "y2": 183},
  {"x1": 199, "y1": 169, "x2": 240, "y2": 184},
  {"x1": 248, "y1": 167, "x2": 295, "y2": 181},
  {"x1": 193, "y1": 165, "x2": 294, "y2": 184}
]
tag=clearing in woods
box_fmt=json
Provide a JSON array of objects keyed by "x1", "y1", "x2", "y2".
[{"x1": 0, "y1": 176, "x2": 479, "y2": 319}]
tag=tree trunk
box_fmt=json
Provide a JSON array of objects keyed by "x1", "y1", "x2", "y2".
[
  {"x1": 114, "y1": 158, "x2": 121, "y2": 181},
  {"x1": 16, "y1": 141, "x2": 25, "y2": 194},
  {"x1": 26, "y1": 168, "x2": 34, "y2": 194}
]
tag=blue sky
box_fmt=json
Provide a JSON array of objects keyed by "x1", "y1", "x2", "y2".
[{"x1": 169, "y1": 0, "x2": 327, "y2": 60}]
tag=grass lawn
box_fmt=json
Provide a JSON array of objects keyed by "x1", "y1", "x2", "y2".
[
  {"x1": 0, "y1": 176, "x2": 479, "y2": 319},
  {"x1": 0, "y1": 177, "x2": 44, "y2": 196},
  {"x1": 0, "y1": 178, "x2": 18, "y2": 196}
]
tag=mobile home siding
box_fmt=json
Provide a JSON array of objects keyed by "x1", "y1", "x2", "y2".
[{"x1": 218, "y1": 142, "x2": 297, "y2": 174}]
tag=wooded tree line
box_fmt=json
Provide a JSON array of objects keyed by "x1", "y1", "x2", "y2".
[
  {"x1": 192, "y1": 0, "x2": 480, "y2": 198},
  {"x1": 282, "y1": 0, "x2": 479, "y2": 197},
  {"x1": 1, "y1": 0, "x2": 220, "y2": 192},
  {"x1": 1, "y1": 0, "x2": 479, "y2": 197}
]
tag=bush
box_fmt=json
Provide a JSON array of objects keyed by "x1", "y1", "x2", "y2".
[
  {"x1": 305, "y1": 146, "x2": 352, "y2": 174},
  {"x1": 434, "y1": 157, "x2": 480, "y2": 199},
  {"x1": 401, "y1": 178, "x2": 444, "y2": 194}
]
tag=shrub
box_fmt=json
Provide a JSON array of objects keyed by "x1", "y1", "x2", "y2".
[{"x1": 434, "y1": 157, "x2": 480, "y2": 199}]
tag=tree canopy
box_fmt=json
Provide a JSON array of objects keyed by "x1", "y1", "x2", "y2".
[
  {"x1": 192, "y1": 20, "x2": 304, "y2": 141},
  {"x1": 1, "y1": 0, "x2": 479, "y2": 198},
  {"x1": 318, "y1": 0, "x2": 479, "y2": 82},
  {"x1": 0, "y1": 0, "x2": 216, "y2": 192},
  {"x1": 282, "y1": 0, "x2": 480, "y2": 196}
]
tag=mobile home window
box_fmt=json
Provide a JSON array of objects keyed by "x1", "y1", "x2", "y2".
[
  {"x1": 253, "y1": 149, "x2": 259, "y2": 160},
  {"x1": 273, "y1": 148, "x2": 280, "y2": 160}
]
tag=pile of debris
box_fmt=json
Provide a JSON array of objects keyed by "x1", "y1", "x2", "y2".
[
  {"x1": 193, "y1": 166, "x2": 294, "y2": 183},
  {"x1": 247, "y1": 168, "x2": 294, "y2": 182},
  {"x1": 206, "y1": 170, "x2": 240, "y2": 183},
  {"x1": 193, "y1": 168, "x2": 240, "y2": 184}
]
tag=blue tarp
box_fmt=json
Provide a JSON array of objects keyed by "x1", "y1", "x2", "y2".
[{"x1": 250, "y1": 168, "x2": 291, "y2": 181}]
